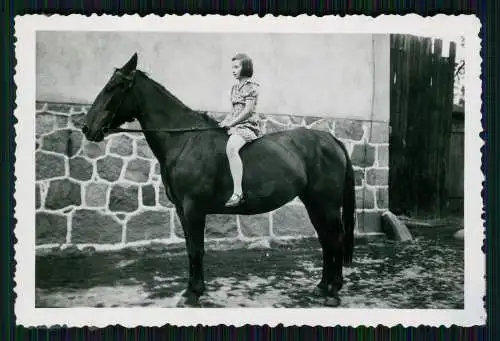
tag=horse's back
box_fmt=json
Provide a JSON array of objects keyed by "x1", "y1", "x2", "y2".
[
  {"x1": 255, "y1": 127, "x2": 348, "y2": 196},
  {"x1": 172, "y1": 127, "x2": 348, "y2": 211}
]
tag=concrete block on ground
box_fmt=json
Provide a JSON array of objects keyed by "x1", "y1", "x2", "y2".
[{"x1": 381, "y1": 210, "x2": 413, "y2": 242}]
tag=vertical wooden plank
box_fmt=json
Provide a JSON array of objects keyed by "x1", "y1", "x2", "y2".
[
  {"x1": 440, "y1": 40, "x2": 457, "y2": 215},
  {"x1": 389, "y1": 34, "x2": 412, "y2": 215},
  {"x1": 389, "y1": 35, "x2": 458, "y2": 219}
]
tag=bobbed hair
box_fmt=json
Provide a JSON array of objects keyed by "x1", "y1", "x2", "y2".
[{"x1": 232, "y1": 53, "x2": 254, "y2": 78}]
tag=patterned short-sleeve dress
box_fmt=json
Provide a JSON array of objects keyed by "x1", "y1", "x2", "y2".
[{"x1": 227, "y1": 79, "x2": 262, "y2": 142}]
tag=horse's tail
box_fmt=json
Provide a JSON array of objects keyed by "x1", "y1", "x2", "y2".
[{"x1": 332, "y1": 136, "x2": 356, "y2": 265}]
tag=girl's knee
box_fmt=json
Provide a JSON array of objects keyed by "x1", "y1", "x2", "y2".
[
  {"x1": 226, "y1": 135, "x2": 245, "y2": 157},
  {"x1": 226, "y1": 143, "x2": 239, "y2": 158}
]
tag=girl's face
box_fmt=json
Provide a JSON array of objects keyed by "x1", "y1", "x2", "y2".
[{"x1": 231, "y1": 60, "x2": 243, "y2": 79}]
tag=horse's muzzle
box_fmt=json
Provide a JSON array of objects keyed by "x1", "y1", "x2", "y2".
[{"x1": 82, "y1": 124, "x2": 105, "y2": 142}]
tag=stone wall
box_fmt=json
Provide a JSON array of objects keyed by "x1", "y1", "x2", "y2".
[{"x1": 35, "y1": 102, "x2": 389, "y2": 248}]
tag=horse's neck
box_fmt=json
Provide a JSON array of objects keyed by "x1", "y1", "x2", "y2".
[
  {"x1": 133, "y1": 75, "x2": 215, "y2": 164},
  {"x1": 135, "y1": 75, "x2": 213, "y2": 130}
]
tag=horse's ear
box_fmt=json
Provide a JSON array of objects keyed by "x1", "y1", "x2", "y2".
[{"x1": 121, "y1": 53, "x2": 138, "y2": 74}]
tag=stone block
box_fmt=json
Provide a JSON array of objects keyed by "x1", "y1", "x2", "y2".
[
  {"x1": 69, "y1": 157, "x2": 93, "y2": 181},
  {"x1": 304, "y1": 116, "x2": 322, "y2": 125},
  {"x1": 109, "y1": 184, "x2": 138, "y2": 212},
  {"x1": 155, "y1": 162, "x2": 161, "y2": 175},
  {"x1": 36, "y1": 212, "x2": 67, "y2": 244},
  {"x1": 124, "y1": 121, "x2": 142, "y2": 136},
  {"x1": 175, "y1": 214, "x2": 238, "y2": 239},
  {"x1": 124, "y1": 159, "x2": 151, "y2": 183},
  {"x1": 41, "y1": 129, "x2": 83, "y2": 157},
  {"x1": 35, "y1": 184, "x2": 41, "y2": 209},
  {"x1": 265, "y1": 120, "x2": 289, "y2": 134},
  {"x1": 309, "y1": 119, "x2": 332, "y2": 132},
  {"x1": 334, "y1": 119, "x2": 364, "y2": 141},
  {"x1": 377, "y1": 145, "x2": 389, "y2": 167},
  {"x1": 71, "y1": 209, "x2": 123, "y2": 244},
  {"x1": 55, "y1": 115, "x2": 69, "y2": 129},
  {"x1": 366, "y1": 168, "x2": 389, "y2": 186},
  {"x1": 126, "y1": 210, "x2": 170, "y2": 242},
  {"x1": 36, "y1": 151, "x2": 65, "y2": 180},
  {"x1": 351, "y1": 143, "x2": 375, "y2": 167},
  {"x1": 45, "y1": 179, "x2": 81, "y2": 210},
  {"x1": 376, "y1": 187, "x2": 389, "y2": 209},
  {"x1": 356, "y1": 211, "x2": 382, "y2": 234},
  {"x1": 289, "y1": 115, "x2": 304, "y2": 125},
  {"x1": 85, "y1": 183, "x2": 109, "y2": 207},
  {"x1": 36, "y1": 102, "x2": 45, "y2": 111},
  {"x1": 272, "y1": 205, "x2": 316, "y2": 237},
  {"x1": 36, "y1": 113, "x2": 55, "y2": 136},
  {"x1": 174, "y1": 213, "x2": 184, "y2": 238},
  {"x1": 47, "y1": 103, "x2": 72, "y2": 113},
  {"x1": 70, "y1": 113, "x2": 86, "y2": 129},
  {"x1": 268, "y1": 115, "x2": 292, "y2": 125},
  {"x1": 109, "y1": 135, "x2": 133, "y2": 156},
  {"x1": 158, "y1": 186, "x2": 174, "y2": 207},
  {"x1": 354, "y1": 169, "x2": 364, "y2": 186},
  {"x1": 142, "y1": 184, "x2": 156, "y2": 206},
  {"x1": 369, "y1": 122, "x2": 390, "y2": 143},
  {"x1": 136, "y1": 138, "x2": 155, "y2": 159},
  {"x1": 74, "y1": 105, "x2": 90, "y2": 113},
  {"x1": 356, "y1": 187, "x2": 375, "y2": 209},
  {"x1": 239, "y1": 214, "x2": 270, "y2": 237},
  {"x1": 96, "y1": 155, "x2": 123, "y2": 182},
  {"x1": 206, "y1": 214, "x2": 239, "y2": 238},
  {"x1": 83, "y1": 140, "x2": 107, "y2": 159}
]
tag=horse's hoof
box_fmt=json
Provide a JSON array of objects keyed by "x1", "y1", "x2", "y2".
[
  {"x1": 177, "y1": 291, "x2": 200, "y2": 307},
  {"x1": 325, "y1": 296, "x2": 341, "y2": 307}
]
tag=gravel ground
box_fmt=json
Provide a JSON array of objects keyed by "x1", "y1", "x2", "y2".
[{"x1": 36, "y1": 227, "x2": 464, "y2": 309}]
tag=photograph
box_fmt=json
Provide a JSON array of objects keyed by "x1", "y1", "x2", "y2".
[{"x1": 14, "y1": 14, "x2": 484, "y2": 328}]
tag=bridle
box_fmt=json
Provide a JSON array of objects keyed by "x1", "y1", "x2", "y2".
[{"x1": 101, "y1": 70, "x2": 224, "y2": 135}]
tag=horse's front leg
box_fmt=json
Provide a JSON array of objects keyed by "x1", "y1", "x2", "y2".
[{"x1": 178, "y1": 199, "x2": 207, "y2": 303}]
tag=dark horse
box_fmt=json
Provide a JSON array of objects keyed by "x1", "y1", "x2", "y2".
[{"x1": 82, "y1": 53, "x2": 356, "y2": 307}]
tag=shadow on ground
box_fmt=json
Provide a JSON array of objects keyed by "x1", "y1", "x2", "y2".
[{"x1": 36, "y1": 227, "x2": 464, "y2": 309}]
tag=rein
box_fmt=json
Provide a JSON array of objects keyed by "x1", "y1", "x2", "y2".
[{"x1": 103, "y1": 126, "x2": 225, "y2": 134}]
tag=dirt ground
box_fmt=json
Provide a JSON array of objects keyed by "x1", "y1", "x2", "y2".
[{"x1": 36, "y1": 227, "x2": 464, "y2": 309}]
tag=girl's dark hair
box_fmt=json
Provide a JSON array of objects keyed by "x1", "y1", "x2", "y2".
[{"x1": 232, "y1": 53, "x2": 253, "y2": 78}]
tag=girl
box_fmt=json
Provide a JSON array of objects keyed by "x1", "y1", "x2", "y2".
[{"x1": 219, "y1": 53, "x2": 262, "y2": 207}]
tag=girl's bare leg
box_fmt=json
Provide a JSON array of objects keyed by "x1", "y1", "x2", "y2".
[{"x1": 225, "y1": 134, "x2": 247, "y2": 206}]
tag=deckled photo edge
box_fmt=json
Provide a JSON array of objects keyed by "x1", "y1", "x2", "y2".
[{"x1": 12, "y1": 14, "x2": 484, "y2": 328}]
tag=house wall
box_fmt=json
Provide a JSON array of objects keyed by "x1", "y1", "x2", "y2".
[{"x1": 35, "y1": 32, "x2": 390, "y2": 249}]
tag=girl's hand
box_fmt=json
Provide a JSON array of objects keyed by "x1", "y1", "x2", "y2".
[{"x1": 219, "y1": 120, "x2": 232, "y2": 128}]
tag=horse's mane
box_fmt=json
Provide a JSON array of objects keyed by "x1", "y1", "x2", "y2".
[{"x1": 136, "y1": 70, "x2": 219, "y2": 127}]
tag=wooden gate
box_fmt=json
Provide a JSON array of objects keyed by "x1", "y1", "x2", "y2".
[
  {"x1": 389, "y1": 34, "x2": 457, "y2": 219},
  {"x1": 445, "y1": 107, "x2": 465, "y2": 215}
]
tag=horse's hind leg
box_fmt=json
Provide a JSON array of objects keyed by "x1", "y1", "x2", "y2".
[{"x1": 302, "y1": 198, "x2": 344, "y2": 306}]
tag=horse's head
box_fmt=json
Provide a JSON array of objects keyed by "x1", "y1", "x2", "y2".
[{"x1": 82, "y1": 53, "x2": 140, "y2": 142}]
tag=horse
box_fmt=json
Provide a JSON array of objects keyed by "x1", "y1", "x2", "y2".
[{"x1": 82, "y1": 53, "x2": 356, "y2": 307}]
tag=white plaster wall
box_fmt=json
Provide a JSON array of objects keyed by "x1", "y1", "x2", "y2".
[{"x1": 36, "y1": 31, "x2": 389, "y2": 121}]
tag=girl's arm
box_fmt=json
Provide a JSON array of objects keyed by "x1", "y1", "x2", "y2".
[{"x1": 228, "y1": 99, "x2": 256, "y2": 126}]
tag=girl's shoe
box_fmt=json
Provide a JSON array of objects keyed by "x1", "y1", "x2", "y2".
[{"x1": 225, "y1": 192, "x2": 245, "y2": 207}]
